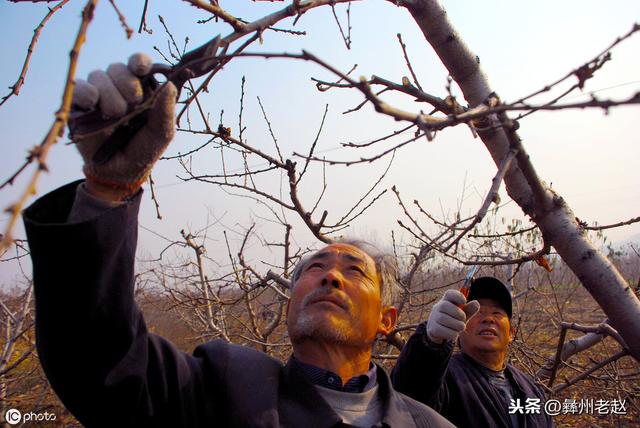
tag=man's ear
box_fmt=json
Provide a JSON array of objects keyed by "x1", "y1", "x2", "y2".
[
  {"x1": 378, "y1": 306, "x2": 398, "y2": 336},
  {"x1": 509, "y1": 323, "x2": 516, "y2": 343}
]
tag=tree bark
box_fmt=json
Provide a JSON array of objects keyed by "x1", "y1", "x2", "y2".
[{"x1": 395, "y1": 0, "x2": 640, "y2": 361}]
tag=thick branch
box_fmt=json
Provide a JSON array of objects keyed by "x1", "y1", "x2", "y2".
[{"x1": 396, "y1": 0, "x2": 640, "y2": 362}]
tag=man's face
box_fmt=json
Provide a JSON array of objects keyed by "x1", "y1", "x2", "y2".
[
  {"x1": 459, "y1": 298, "x2": 513, "y2": 357},
  {"x1": 286, "y1": 243, "x2": 394, "y2": 348}
]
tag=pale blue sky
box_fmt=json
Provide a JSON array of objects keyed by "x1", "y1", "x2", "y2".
[{"x1": 1, "y1": 1, "x2": 639, "y2": 284}]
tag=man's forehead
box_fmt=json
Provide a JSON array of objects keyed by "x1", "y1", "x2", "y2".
[
  {"x1": 477, "y1": 298, "x2": 507, "y2": 312},
  {"x1": 312, "y1": 243, "x2": 374, "y2": 265}
]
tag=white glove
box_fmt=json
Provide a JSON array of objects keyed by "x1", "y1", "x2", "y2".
[
  {"x1": 70, "y1": 53, "x2": 176, "y2": 197},
  {"x1": 426, "y1": 289, "x2": 480, "y2": 344}
]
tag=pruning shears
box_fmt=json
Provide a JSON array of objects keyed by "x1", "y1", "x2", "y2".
[
  {"x1": 458, "y1": 265, "x2": 479, "y2": 308},
  {"x1": 70, "y1": 34, "x2": 223, "y2": 165}
]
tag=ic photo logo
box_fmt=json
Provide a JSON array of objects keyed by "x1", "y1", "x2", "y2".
[
  {"x1": 4, "y1": 408, "x2": 57, "y2": 425},
  {"x1": 4, "y1": 409, "x2": 21, "y2": 425}
]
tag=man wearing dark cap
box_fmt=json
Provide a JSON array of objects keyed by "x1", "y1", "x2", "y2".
[{"x1": 391, "y1": 277, "x2": 554, "y2": 427}]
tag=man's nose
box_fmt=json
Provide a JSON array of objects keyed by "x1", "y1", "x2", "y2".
[
  {"x1": 321, "y1": 269, "x2": 343, "y2": 289},
  {"x1": 480, "y1": 312, "x2": 496, "y2": 323}
]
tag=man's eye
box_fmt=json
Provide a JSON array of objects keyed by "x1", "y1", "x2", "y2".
[
  {"x1": 349, "y1": 266, "x2": 365, "y2": 275},
  {"x1": 306, "y1": 263, "x2": 323, "y2": 271}
]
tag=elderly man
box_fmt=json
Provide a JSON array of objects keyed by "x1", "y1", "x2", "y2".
[
  {"x1": 391, "y1": 277, "x2": 553, "y2": 427},
  {"x1": 23, "y1": 55, "x2": 452, "y2": 428}
]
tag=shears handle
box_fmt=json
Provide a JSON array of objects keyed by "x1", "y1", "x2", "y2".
[
  {"x1": 457, "y1": 285, "x2": 470, "y2": 310},
  {"x1": 457, "y1": 265, "x2": 478, "y2": 309},
  {"x1": 89, "y1": 72, "x2": 163, "y2": 165},
  {"x1": 460, "y1": 285, "x2": 470, "y2": 299},
  {"x1": 71, "y1": 66, "x2": 177, "y2": 165}
]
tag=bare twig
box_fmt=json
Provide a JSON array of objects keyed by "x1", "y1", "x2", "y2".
[
  {"x1": 296, "y1": 130, "x2": 424, "y2": 166},
  {"x1": 581, "y1": 216, "x2": 640, "y2": 231},
  {"x1": 285, "y1": 160, "x2": 332, "y2": 243},
  {"x1": 108, "y1": 0, "x2": 133, "y2": 38},
  {"x1": 312, "y1": 64, "x2": 358, "y2": 92},
  {"x1": 326, "y1": 152, "x2": 395, "y2": 228},
  {"x1": 552, "y1": 350, "x2": 630, "y2": 394},
  {"x1": 182, "y1": 0, "x2": 246, "y2": 32},
  {"x1": 330, "y1": 3, "x2": 351, "y2": 49},
  {"x1": 0, "y1": 0, "x2": 98, "y2": 255},
  {"x1": 547, "y1": 324, "x2": 569, "y2": 387},
  {"x1": 1, "y1": 0, "x2": 70, "y2": 107},
  {"x1": 148, "y1": 173, "x2": 162, "y2": 220},
  {"x1": 341, "y1": 124, "x2": 415, "y2": 149},
  {"x1": 442, "y1": 149, "x2": 518, "y2": 253},
  {"x1": 138, "y1": 0, "x2": 152, "y2": 34},
  {"x1": 1, "y1": 158, "x2": 33, "y2": 190},
  {"x1": 516, "y1": 22, "x2": 640, "y2": 105},
  {"x1": 297, "y1": 103, "x2": 329, "y2": 184},
  {"x1": 257, "y1": 96, "x2": 284, "y2": 163},
  {"x1": 396, "y1": 33, "x2": 422, "y2": 91},
  {"x1": 470, "y1": 225, "x2": 537, "y2": 238}
]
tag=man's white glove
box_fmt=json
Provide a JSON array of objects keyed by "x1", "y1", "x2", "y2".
[
  {"x1": 426, "y1": 289, "x2": 480, "y2": 344},
  {"x1": 70, "y1": 53, "x2": 176, "y2": 200}
]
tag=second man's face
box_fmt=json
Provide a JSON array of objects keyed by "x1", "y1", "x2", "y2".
[{"x1": 459, "y1": 298, "x2": 513, "y2": 355}]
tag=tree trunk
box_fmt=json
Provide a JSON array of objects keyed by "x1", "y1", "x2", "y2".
[{"x1": 395, "y1": 0, "x2": 640, "y2": 361}]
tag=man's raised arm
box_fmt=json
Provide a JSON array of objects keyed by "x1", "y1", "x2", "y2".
[
  {"x1": 391, "y1": 289, "x2": 479, "y2": 409},
  {"x1": 23, "y1": 56, "x2": 224, "y2": 427}
]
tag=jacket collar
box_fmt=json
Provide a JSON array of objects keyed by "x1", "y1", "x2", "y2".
[
  {"x1": 280, "y1": 358, "x2": 343, "y2": 427},
  {"x1": 376, "y1": 364, "x2": 418, "y2": 428},
  {"x1": 281, "y1": 358, "x2": 417, "y2": 428}
]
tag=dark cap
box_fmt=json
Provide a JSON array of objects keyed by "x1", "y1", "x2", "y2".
[{"x1": 467, "y1": 276, "x2": 512, "y2": 318}]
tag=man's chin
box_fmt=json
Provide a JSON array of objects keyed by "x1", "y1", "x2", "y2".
[
  {"x1": 289, "y1": 314, "x2": 352, "y2": 344},
  {"x1": 474, "y1": 343, "x2": 505, "y2": 354}
]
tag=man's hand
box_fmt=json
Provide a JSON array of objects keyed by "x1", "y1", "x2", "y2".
[
  {"x1": 70, "y1": 53, "x2": 176, "y2": 201},
  {"x1": 426, "y1": 289, "x2": 480, "y2": 344}
]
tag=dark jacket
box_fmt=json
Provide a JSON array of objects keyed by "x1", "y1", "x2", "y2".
[
  {"x1": 391, "y1": 323, "x2": 554, "y2": 428},
  {"x1": 24, "y1": 181, "x2": 453, "y2": 428}
]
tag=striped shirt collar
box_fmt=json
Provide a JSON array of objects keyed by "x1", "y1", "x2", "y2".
[{"x1": 291, "y1": 357, "x2": 378, "y2": 393}]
